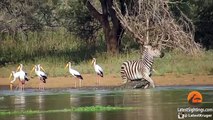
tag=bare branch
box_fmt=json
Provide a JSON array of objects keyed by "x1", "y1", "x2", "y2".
[{"x1": 113, "y1": 0, "x2": 202, "y2": 55}]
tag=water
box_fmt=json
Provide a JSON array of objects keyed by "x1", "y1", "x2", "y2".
[{"x1": 0, "y1": 86, "x2": 213, "y2": 120}]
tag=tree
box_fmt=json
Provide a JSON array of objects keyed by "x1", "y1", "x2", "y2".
[
  {"x1": 60, "y1": 0, "x2": 100, "y2": 43},
  {"x1": 84, "y1": 0, "x2": 126, "y2": 55},
  {"x1": 195, "y1": 3, "x2": 213, "y2": 50},
  {"x1": 170, "y1": 0, "x2": 213, "y2": 50},
  {"x1": 0, "y1": 0, "x2": 59, "y2": 40},
  {"x1": 113, "y1": 0, "x2": 201, "y2": 55}
]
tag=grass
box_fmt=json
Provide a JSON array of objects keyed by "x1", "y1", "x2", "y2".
[
  {"x1": 0, "y1": 31, "x2": 213, "y2": 78},
  {"x1": 154, "y1": 50, "x2": 213, "y2": 76},
  {"x1": 0, "y1": 106, "x2": 134, "y2": 116},
  {"x1": 1, "y1": 50, "x2": 213, "y2": 78}
]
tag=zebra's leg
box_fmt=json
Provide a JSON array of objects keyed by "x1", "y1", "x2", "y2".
[
  {"x1": 143, "y1": 75, "x2": 155, "y2": 88},
  {"x1": 123, "y1": 80, "x2": 127, "y2": 84},
  {"x1": 144, "y1": 83, "x2": 149, "y2": 89},
  {"x1": 122, "y1": 78, "x2": 128, "y2": 84}
]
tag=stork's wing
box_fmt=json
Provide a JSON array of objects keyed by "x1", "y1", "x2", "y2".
[{"x1": 95, "y1": 65, "x2": 103, "y2": 73}]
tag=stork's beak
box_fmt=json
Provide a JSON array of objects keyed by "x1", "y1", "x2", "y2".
[
  {"x1": 16, "y1": 65, "x2": 20, "y2": 72},
  {"x1": 40, "y1": 66, "x2": 45, "y2": 72},
  {"x1": 65, "y1": 64, "x2": 68, "y2": 69},
  {"x1": 30, "y1": 67, "x2": 35, "y2": 76},
  {"x1": 10, "y1": 83, "x2": 13, "y2": 91},
  {"x1": 9, "y1": 73, "x2": 12, "y2": 80}
]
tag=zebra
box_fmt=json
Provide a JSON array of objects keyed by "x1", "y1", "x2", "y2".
[{"x1": 120, "y1": 45, "x2": 164, "y2": 88}]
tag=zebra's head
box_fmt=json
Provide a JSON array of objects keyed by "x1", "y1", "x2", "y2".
[{"x1": 144, "y1": 45, "x2": 164, "y2": 58}]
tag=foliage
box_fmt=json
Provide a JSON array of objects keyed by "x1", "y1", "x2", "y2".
[
  {"x1": 169, "y1": 0, "x2": 213, "y2": 50},
  {"x1": 0, "y1": 106, "x2": 134, "y2": 116},
  {"x1": 1, "y1": 40, "x2": 213, "y2": 77},
  {"x1": 0, "y1": 30, "x2": 108, "y2": 67},
  {"x1": 0, "y1": 0, "x2": 59, "y2": 39},
  {"x1": 59, "y1": 0, "x2": 101, "y2": 42},
  {"x1": 0, "y1": 0, "x2": 100, "y2": 42},
  {"x1": 0, "y1": 0, "x2": 213, "y2": 75}
]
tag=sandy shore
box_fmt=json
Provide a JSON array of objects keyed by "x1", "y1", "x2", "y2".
[{"x1": 1, "y1": 74, "x2": 213, "y2": 89}]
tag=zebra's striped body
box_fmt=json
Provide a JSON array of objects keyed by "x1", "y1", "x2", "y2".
[
  {"x1": 120, "y1": 45, "x2": 164, "y2": 88},
  {"x1": 121, "y1": 60, "x2": 152, "y2": 81}
]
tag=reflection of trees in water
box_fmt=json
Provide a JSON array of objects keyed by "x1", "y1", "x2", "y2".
[
  {"x1": 36, "y1": 94, "x2": 45, "y2": 120},
  {"x1": 5, "y1": 90, "x2": 181, "y2": 120},
  {"x1": 122, "y1": 90, "x2": 165, "y2": 120},
  {"x1": 94, "y1": 93, "x2": 103, "y2": 120},
  {"x1": 70, "y1": 94, "x2": 80, "y2": 120},
  {"x1": 14, "y1": 93, "x2": 26, "y2": 120}
]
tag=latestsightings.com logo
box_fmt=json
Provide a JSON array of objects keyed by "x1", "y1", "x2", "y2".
[
  {"x1": 187, "y1": 91, "x2": 203, "y2": 105},
  {"x1": 177, "y1": 91, "x2": 213, "y2": 119}
]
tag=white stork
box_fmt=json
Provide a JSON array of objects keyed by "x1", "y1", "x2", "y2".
[
  {"x1": 13, "y1": 64, "x2": 29, "y2": 91},
  {"x1": 65, "y1": 62, "x2": 83, "y2": 88},
  {"x1": 91, "y1": 58, "x2": 103, "y2": 85},
  {"x1": 31, "y1": 64, "x2": 47, "y2": 90},
  {"x1": 9, "y1": 71, "x2": 21, "y2": 90}
]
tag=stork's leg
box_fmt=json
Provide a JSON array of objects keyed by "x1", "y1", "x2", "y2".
[
  {"x1": 79, "y1": 79, "x2": 82, "y2": 88},
  {"x1": 42, "y1": 83, "x2": 45, "y2": 90},
  {"x1": 20, "y1": 82, "x2": 22, "y2": 91},
  {"x1": 22, "y1": 84, "x2": 25, "y2": 91},
  {"x1": 39, "y1": 82, "x2": 42, "y2": 90},
  {"x1": 15, "y1": 84, "x2": 19, "y2": 90},
  {"x1": 39, "y1": 78, "x2": 41, "y2": 90},
  {"x1": 98, "y1": 77, "x2": 100, "y2": 85},
  {"x1": 96, "y1": 76, "x2": 100, "y2": 86},
  {"x1": 19, "y1": 83, "x2": 21, "y2": 91},
  {"x1": 17, "y1": 79, "x2": 21, "y2": 91},
  {"x1": 75, "y1": 78, "x2": 77, "y2": 88},
  {"x1": 18, "y1": 81, "x2": 22, "y2": 91},
  {"x1": 38, "y1": 77, "x2": 40, "y2": 90}
]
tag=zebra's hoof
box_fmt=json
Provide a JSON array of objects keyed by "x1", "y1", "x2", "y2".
[{"x1": 122, "y1": 81, "x2": 127, "y2": 84}]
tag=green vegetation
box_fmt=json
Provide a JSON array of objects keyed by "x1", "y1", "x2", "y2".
[
  {"x1": 0, "y1": 106, "x2": 134, "y2": 116},
  {"x1": 1, "y1": 0, "x2": 213, "y2": 78},
  {"x1": 0, "y1": 32, "x2": 213, "y2": 78},
  {"x1": 154, "y1": 50, "x2": 213, "y2": 76}
]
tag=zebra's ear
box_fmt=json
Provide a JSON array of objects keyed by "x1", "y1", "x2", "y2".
[
  {"x1": 144, "y1": 45, "x2": 148, "y2": 48},
  {"x1": 144, "y1": 45, "x2": 151, "y2": 49}
]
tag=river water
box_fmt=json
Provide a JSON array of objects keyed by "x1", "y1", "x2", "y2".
[{"x1": 0, "y1": 86, "x2": 213, "y2": 120}]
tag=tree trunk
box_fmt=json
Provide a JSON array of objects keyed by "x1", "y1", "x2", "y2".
[
  {"x1": 85, "y1": 0, "x2": 125, "y2": 55},
  {"x1": 103, "y1": 27, "x2": 120, "y2": 54}
]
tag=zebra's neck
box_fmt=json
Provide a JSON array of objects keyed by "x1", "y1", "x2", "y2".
[{"x1": 142, "y1": 50, "x2": 154, "y2": 71}]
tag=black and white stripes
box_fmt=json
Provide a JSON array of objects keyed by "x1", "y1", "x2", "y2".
[{"x1": 120, "y1": 45, "x2": 164, "y2": 88}]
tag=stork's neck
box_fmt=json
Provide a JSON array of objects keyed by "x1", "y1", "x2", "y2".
[
  {"x1": 69, "y1": 63, "x2": 72, "y2": 69},
  {"x1": 37, "y1": 65, "x2": 41, "y2": 71},
  {"x1": 35, "y1": 66, "x2": 38, "y2": 72},
  {"x1": 19, "y1": 64, "x2": 23, "y2": 71},
  {"x1": 142, "y1": 50, "x2": 154, "y2": 71},
  {"x1": 93, "y1": 61, "x2": 96, "y2": 67}
]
